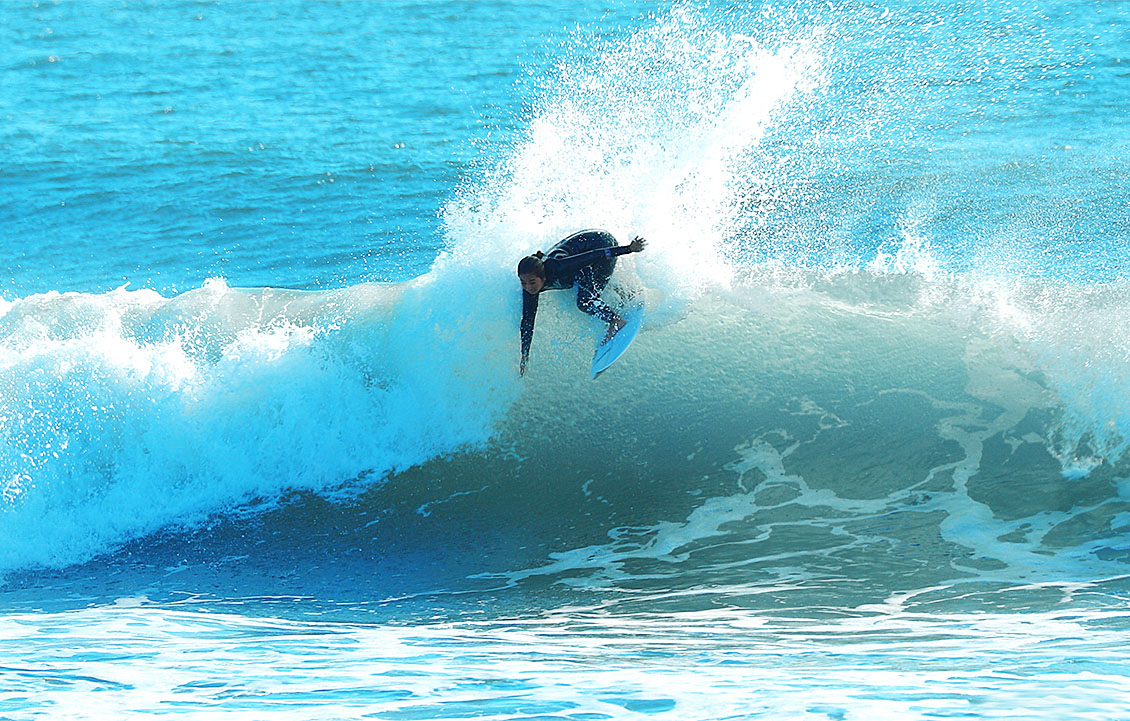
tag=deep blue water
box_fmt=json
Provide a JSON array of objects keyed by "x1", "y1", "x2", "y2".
[{"x1": 3, "y1": 1, "x2": 1130, "y2": 719}]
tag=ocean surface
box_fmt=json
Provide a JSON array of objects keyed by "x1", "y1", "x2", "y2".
[{"x1": 3, "y1": 0, "x2": 1130, "y2": 718}]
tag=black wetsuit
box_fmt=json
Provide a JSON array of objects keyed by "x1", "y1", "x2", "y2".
[{"x1": 520, "y1": 229, "x2": 635, "y2": 366}]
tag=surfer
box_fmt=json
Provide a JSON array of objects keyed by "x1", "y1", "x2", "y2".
[{"x1": 518, "y1": 229, "x2": 647, "y2": 375}]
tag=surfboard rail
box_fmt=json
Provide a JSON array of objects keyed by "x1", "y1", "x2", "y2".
[{"x1": 592, "y1": 302, "x2": 644, "y2": 378}]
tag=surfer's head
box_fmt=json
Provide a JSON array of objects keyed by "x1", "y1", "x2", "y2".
[{"x1": 517, "y1": 255, "x2": 546, "y2": 294}]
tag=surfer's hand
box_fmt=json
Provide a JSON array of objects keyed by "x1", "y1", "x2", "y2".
[
  {"x1": 520, "y1": 356, "x2": 528, "y2": 376},
  {"x1": 629, "y1": 235, "x2": 647, "y2": 253}
]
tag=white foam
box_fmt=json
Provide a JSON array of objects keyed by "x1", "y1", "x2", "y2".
[
  {"x1": 0, "y1": 277, "x2": 518, "y2": 574},
  {"x1": 4, "y1": 603, "x2": 1129, "y2": 720},
  {"x1": 441, "y1": 5, "x2": 828, "y2": 325}
]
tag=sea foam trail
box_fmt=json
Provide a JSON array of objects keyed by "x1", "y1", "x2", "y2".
[{"x1": 0, "y1": 274, "x2": 518, "y2": 574}]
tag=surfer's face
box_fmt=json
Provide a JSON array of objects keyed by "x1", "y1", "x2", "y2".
[{"x1": 519, "y1": 273, "x2": 545, "y2": 294}]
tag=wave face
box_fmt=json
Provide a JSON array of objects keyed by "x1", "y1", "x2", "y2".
[
  {"x1": 0, "y1": 279, "x2": 519, "y2": 575},
  {"x1": 3, "y1": 2, "x2": 1130, "y2": 606},
  {"x1": 3, "y1": 270, "x2": 1129, "y2": 608}
]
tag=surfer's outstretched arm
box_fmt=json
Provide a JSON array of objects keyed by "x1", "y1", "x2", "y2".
[
  {"x1": 552, "y1": 235, "x2": 647, "y2": 278},
  {"x1": 519, "y1": 290, "x2": 538, "y2": 376}
]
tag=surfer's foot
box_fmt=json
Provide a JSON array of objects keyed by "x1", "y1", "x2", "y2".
[{"x1": 602, "y1": 316, "x2": 626, "y2": 345}]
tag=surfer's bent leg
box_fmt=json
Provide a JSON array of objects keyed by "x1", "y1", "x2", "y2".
[
  {"x1": 576, "y1": 282, "x2": 618, "y2": 323},
  {"x1": 576, "y1": 267, "x2": 625, "y2": 344},
  {"x1": 574, "y1": 265, "x2": 617, "y2": 320}
]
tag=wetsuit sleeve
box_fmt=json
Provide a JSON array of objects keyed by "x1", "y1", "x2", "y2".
[
  {"x1": 551, "y1": 245, "x2": 635, "y2": 278},
  {"x1": 520, "y1": 291, "x2": 538, "y2": 366}
]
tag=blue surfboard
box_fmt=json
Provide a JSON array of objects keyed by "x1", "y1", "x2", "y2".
[{"x1": 591, "y1": 302, "x2": 644, "y2": 378}]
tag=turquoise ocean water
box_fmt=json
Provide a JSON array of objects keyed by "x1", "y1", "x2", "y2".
[{"x1": 3, "y1": 1, "x2": 1130, "y2": 718}]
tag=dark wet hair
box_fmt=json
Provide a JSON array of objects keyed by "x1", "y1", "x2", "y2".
[{"x1": 517, "y1": 253, "x2": 545, "y2": 278}]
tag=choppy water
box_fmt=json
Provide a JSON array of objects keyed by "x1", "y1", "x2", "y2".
[{"x1": 3, "y1": 1, "x2": 1130, "y2": 719}]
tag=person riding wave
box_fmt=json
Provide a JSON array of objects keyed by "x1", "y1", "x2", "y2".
[{"x1": 517, "y1": 229, "x2": 647, "y2": 376}]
